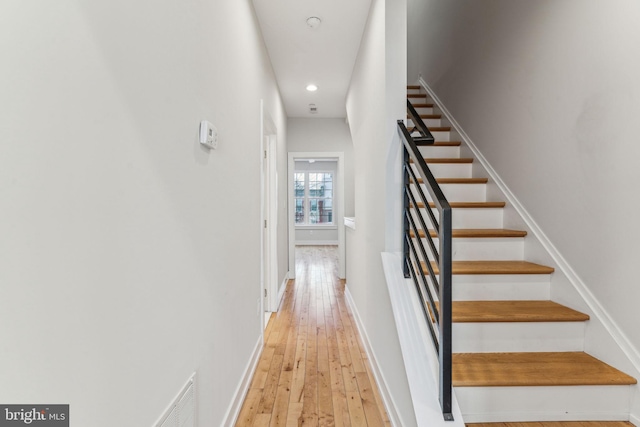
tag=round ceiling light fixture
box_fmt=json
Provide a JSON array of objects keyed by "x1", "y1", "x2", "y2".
[
  {"x1": 306, "y1": 84, "x2": 318, "y2": 92},
  {"x1": 306, "y1": 16, "x2": 322, "y2": 29}
]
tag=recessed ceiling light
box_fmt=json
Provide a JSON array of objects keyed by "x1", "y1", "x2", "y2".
[
  {"x1": 306, "y1": 16, "x2": 321, "y2": 29},
  {"x1": 306, "y1": 84, "x2": 318, "y2": 92}
]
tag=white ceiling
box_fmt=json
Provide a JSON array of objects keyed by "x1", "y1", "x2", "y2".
[{"x1": 253, "y1": 0, "x2": 372, "y2": 118}]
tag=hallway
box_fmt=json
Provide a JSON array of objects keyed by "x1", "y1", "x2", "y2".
[{"x1": 236, "y1": 246, "x2": 391, "y2": 426}]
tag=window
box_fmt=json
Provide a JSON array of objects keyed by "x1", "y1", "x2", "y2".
[{"x1": 294, "y1": 171, "x2": 333, "y2": 225}]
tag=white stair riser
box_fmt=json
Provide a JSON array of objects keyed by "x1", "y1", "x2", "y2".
[
  {"x1": 414, "y1": 106, "x2": 434, "y2": 115},
  {"x1": 430, "y1": 130, "x2": 450, "y2": 141},
  {"x1": 408, "y1": 118, "x2": 442, "y2": 127},
  {"x1": 407, "y1": 88, "x2": 422, "y2": 95},
  {"x1": 453, "y1": 322, "x2": 585, "y2": 353},
  {"x1": 456, "y1": 385, "x2": 632, "y2": 423},
  {"x1": 409, "y1": 96, "x2": 429, "y2": 104},
  {"x1": 452, "y1": 274, "x2": 551, "y2": 301},
  {"x1": 418, "y1": 145, "x2": 461, "y2": 158},
  {"x1": 442, "y1": 237, "x2": 524, "y2": 261},
  {"x1": 414, "y1": 208, "x2": 504, "y2": 228},
  {"x1": 415, "y1": 163, "x2": 472, "y2": 178},
  {"x1": 411, "y1": 237, "x2": 524, "y2": 261},
  {"x1": 412, "y1": 182, "x2": 486, "y2": 202},
  {"x1": 453, "y1": 273, "x2": 551, "y2": 287}
]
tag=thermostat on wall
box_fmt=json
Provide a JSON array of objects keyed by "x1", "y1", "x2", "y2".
[{"x1": 199, "y1": 120, "x2": 218, "y2": 149}]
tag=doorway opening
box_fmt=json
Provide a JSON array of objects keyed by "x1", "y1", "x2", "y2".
[
  {"x1": 260, "y1": 101, "x2": 279, "y2": 332},
  {"x1": 288, "y1": 152, "x2": 346, "y2": 282}
]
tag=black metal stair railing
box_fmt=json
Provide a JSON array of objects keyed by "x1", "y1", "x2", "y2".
[{"x1": 398, "y1": 99, "x2": 453, "y2": 421}]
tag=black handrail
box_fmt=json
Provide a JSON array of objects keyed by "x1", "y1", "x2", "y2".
[
  {"x1": 407, "y1": 99, "x2": 434, "y2": 145},
  {"x1": 399, "y1": 98, "x2": 453, "y2": 421}
]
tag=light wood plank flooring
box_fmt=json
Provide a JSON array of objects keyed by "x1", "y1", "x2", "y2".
[{"x1": 235, "y1": 245, "x2": 391, "y2": 427}]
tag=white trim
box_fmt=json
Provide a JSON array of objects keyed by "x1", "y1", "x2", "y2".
[
  {"x1": 294, "y1": 240, "x2": 339, "y2": 246},
  {"x1": 344, "y1": 217, "x2": 356, "y2": 230},
  {"x1": 276, "y1": 272, "x2": 288, "y2": 312},
  {"x1": 288, "y1": 152, "x2": 346, "y2": 279},
  {"x1": 267, "y1": 134, "x2": 278, "y2": 312},
  {"x1": 221, "y1": 335, "x2": 263, "y2": 427},
  {"x1": 381, "y1": 252, "x2": 465, "y2": 427},
  {"x1": 260, "y1": 100, "x2": 279, "y2": 314},
  {"x1": 295, "y1": 225, "x2": 338, "y2": 230},
  {"x1": 344, "y1": 285, "x2": 405, "y2": 427},
  {"x1": 419, "y1": 77, "x2": 640, "y2": 377},
  {"x1": 630, "y1": 413, "x2": 640, "y2": 426},
  {"x1": 293, "y1": 169, "x2": 336, "y2": 226}
]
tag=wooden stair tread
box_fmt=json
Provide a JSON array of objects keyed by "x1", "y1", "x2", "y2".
[
  {"x1": 412, "y1": 201, "x2": 506, "y2": 209},
  {"x1": 423, "y1": 260, "x2": 555, "y2": 275},
  {"x1": 410, "y1": 157, "x2": 473, "y2": 164},
  {"x1": 408, "y1": 114, "x2": 442, "y2": 119},
  {"x1": 410, "y1": 103, "x2": 434, "y2": 108},
  {"x1": 408, "y1": 93, "x2": 427, "y2": 98},
  {"x1": 428, "y1": 126, "x2": 451, "y2": 132},
  {"x1": 431, "y1": 141, "x2": 461, "y2": 146},
  {"x1": 407, "y1": 85, "x2": 420, "y2": 89},
  {"x1": 412, "y1": 177, "x2": 488, "y2": 184},
  {"x1": 437, "y1": 177, "x2": 487, "y2": 184},
  {"x1": 466, "y1": 422, "x2": 636, "y2": 427},
  {"x1": 453, "y1": 352, "x2": 637, "y2": 387},
  {"x1": 428, "y1": 157, "x2": 472, "y2": 163},
  {"x1": 411, "y1": 228, "x2": 526, "y2": 238},
  {"x1": 451, "y1": 300, "x2": 589, "y2": 323}
]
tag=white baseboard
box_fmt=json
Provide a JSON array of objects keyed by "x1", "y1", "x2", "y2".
[
  {"x1": 294, "y1": 240, "x2": 339, "y2": 246},
  {"x1": 277, "y1": 273, "x2": 288, "y2": 311},
  {"x1": 221, "y1": 335, "x2": 263, "y2": 427},
  {"x1": 344, "y1": 286, "x2": 405, "y2": 427},
  {"x1": 630, "y1": 413, "x2": 640, "y2": 426}
]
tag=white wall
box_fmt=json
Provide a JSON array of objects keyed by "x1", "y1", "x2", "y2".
[
  {"x1": 0, "y1": 1, "x2": 286, "y2": 426},
  {"x1": 294, "y1": 161, "x2": 339, "y2": 244},
  {"x1": 287, "y1": 118, "x2": 355, "y2": 216},
  {"x1": 346, "y1": 0, "x2": 417, "y2": 424},
  {"x1": 409, "y1": 0, "x2": 640, "y2": 418}
]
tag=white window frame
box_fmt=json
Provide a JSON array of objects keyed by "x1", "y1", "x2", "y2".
[{"x1": 294, "y1": 170, "x2": 334, "y2": 226}]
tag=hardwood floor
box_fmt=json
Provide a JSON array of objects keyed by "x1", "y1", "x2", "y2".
[{"x1": 235, "y1": 245, "x2": 391, "y2": 427}]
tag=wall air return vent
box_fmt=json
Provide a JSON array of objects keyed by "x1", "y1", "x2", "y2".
[
  {"x1": 156, "y1": 373, "x2": 196, "y2": 427},
  {"x1": 309, "y1": 104, "x2": 318, "y2": 114}
]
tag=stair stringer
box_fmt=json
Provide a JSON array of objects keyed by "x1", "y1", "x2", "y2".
[{"x1": 418, "y1": 77, "x2": 640, "y2": 423}]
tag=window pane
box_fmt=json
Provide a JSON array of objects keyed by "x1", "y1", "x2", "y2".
[
  {"x1": 295, "y1": 198, "x2": 305, "y2": 224},
  {"x1": 309, "y1": 180, "x2": 320, "y2": 197},
  {"x1": 294, "y1": 173, "x2": 305, "y2": 198},
  {"x1": 294, "y1": 171, "x2": 333, "y2": 225},
  {"x1": 309, "y1": 198, "x2": 318, "y2": 224},
  {"x1": 318, "y1": 198, "x2": 332, "y2": 223}
]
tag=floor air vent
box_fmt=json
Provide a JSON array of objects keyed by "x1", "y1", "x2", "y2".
[{"x1": 156, "y1": 373, "x2": 196, "y2": 427}]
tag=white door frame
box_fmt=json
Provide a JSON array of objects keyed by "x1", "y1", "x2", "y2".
[
  {"x1": 260, "y1": 101, "x2": 279, "y2": 320},
  {"x1": 288, "y1": 152, "x2": 345, "y2": 279}
]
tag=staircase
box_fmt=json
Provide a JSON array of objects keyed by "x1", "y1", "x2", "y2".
[{"x1": 405, "y1": 84, "x2": 637, "y2": 425}]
